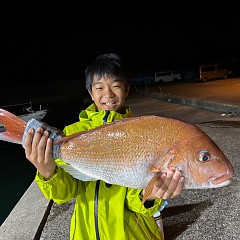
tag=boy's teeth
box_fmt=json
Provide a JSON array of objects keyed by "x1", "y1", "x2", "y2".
[{"x1": 106, "y1": 102, "x2": 113, "y2": 105}]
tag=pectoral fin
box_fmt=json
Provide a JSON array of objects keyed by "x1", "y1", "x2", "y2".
[{"x1": 142, "y1": 175, "x2": 160, "y2": 204}]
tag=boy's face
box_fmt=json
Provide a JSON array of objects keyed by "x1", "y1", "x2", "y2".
[{"x1": 89, "y1": 75, "x2": 130, "y2": 112}]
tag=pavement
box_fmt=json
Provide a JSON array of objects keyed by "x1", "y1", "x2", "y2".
[{"x1": 0, "y1": 84, "x2": 240, "y2": 240}]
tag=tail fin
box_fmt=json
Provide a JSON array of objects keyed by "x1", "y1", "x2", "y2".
[{"x1": 0, "y1": 108, "x2": 27, "y2": 144}]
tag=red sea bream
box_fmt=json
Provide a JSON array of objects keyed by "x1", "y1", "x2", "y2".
[{"x1": 0, "y1": 108, "x2": 234, "y2": 200}]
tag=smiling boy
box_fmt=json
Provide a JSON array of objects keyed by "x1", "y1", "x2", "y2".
[{"x1": 24, "y1": 53, "x2": 184, "y2": 240}]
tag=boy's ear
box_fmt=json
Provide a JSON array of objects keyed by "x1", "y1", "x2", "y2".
[{"x1": 88, "y1": 91, "x2": 94, "y2": 101}]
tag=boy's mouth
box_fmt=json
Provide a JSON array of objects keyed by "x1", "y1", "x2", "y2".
[
  {"x1": 104, "y1": 101, "x2": 116, "y2": 106},
  {"x1": 101, "y1": 101, "x2": 118, "y2": 110}
]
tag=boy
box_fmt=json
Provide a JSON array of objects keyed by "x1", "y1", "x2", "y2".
[{"x1": 24, "y1": 53, "x2": 184, "y2": 239}]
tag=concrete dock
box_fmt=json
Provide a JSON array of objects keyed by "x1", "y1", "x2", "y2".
[{"x1": 1, "y1": 83, "x2": 240, "y2": 240}]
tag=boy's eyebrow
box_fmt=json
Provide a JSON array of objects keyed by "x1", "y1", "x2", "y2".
[
  {"x1": 92, "y1": 78, "x2": 122, "y2": 85},
  {"x1": 92, "y1": 81, "x2": 103, "y2": 86},
  {"x1": 112, "y1": 79, "x2": 121, "y2": 82}
]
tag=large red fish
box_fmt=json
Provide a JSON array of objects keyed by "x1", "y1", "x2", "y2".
[{"x1": 0, "y1": 108, "x2": 234, "y2": 201}]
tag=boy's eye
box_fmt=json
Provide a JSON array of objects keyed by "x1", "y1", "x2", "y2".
[{"x1": 113, "y1": 85, "x2": 120, "y2": 88}]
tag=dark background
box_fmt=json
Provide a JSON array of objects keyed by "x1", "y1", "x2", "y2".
[
  {"x1": 1, "y1": 1, "x2": 240, "y2": 227},
  {"x1": 1, "y1": 2, "x2": 240, "y2": 88}
]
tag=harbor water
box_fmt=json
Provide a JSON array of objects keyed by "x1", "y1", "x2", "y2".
[
  {"x1": 0, "y1": 96, "x2": 88, "y2": 226},
  {"x1": 0, "y1": 142, "x2": 36, "y2": 226}
]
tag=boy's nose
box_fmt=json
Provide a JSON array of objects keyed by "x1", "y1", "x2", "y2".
[{"x1": 103, "y1": 88, "x2": 115, "y2": 97}]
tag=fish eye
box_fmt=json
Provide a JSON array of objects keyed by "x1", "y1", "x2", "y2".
[{"x1": 199, "y1": 150, "x2": 210, "y2": 162}]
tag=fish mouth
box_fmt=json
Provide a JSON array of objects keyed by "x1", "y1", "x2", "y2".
[
  {"x1": 210, "y1": 179, "x2": 232, "y2": 188},
  {"x1": 184, "y1": 179, "x2": 232, "y2": 189},
  {"x1": 208, "y1": 171, "x2": 234, "y2": 188},
  {"x1": 211, "y1": 170, "x2": 234, "y2": 185},
  {"x1": 184, "y1": 171, "x2": 233, "y2": 189}
]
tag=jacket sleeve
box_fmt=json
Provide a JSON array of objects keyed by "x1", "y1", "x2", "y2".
[
  {"x1": 125, "y1": 188, "x2": 163, "y2": 217},
  {"x1": 35, "y1": 165, "x2": 79, "y2": 204}
]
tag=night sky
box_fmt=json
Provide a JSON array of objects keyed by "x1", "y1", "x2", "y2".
[{"x1": 1, "y1": 2, "x2": 240, "y2": 87}]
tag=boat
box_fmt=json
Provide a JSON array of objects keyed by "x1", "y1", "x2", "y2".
[{"x1": 0, "y1": 101, "x2": 48, "y2": 132}]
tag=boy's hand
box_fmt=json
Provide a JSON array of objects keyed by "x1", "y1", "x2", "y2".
[
  {"x1": 143, "y1": 169, "x2": 184, "y2": 200},
  {"x1": 24, "y1": 127, "x2": 56, "y2": 180}
]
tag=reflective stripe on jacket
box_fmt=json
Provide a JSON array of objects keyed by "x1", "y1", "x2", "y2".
[{"x1": 35, "y1": 103, "x2": 164, "y2": 240}]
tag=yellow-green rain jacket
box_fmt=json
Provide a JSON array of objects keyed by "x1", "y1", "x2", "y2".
[{"x1": 35, "y1": 103, "x2": 164, "y2": 240}]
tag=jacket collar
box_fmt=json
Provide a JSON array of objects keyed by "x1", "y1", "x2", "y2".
[{"x1": 79, "y1": 103, "x2": 132, "y2": 123}]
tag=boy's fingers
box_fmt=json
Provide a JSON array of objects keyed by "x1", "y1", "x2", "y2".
[
  {"x1": 45, "y1": 137, "x2": 53, "y2": 158},
  {"x1": 153, "y1": 170, "x2": 184, "y2": 199},
  {"x1": 162, "y1": 171, "x2": 185, "y2": 199},
  {"x1": 37, "y1": 130, "x2": 49, "y2": 157},
  {"x1": 166, "y1": 170, "x2": 182, "y2": 191},
  {"x1": 32, "y1": 127, "x2": 43, "y2": 149},
  {"x1": 24, "y1": 128, "x2": 34, "y2": 156},
  {"x1": 170, "y1": 176, "x2": 185, "y2": 198}
]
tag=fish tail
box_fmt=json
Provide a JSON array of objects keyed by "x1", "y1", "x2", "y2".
[{"x1": 0, "y1": 108, "x2": 27, "y2": 144}]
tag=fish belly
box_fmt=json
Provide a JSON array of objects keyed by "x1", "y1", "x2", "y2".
[{"x1": 60, "y1": 143, "x2": 159, "y2": 188}]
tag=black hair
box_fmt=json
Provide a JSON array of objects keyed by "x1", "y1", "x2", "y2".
[{"x1": 85, "y1": 53, "x2": 130, "y2": 92}]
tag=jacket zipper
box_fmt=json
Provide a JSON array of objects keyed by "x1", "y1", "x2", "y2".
[
  {"x1": 94, "y1": 180, "x2": 100, "y2": 240},
  {"x1": 94, "y1": 110, "x2": 111, "y2": 240}
]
